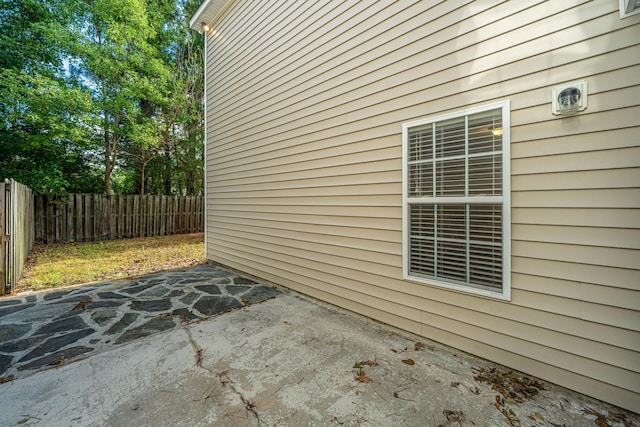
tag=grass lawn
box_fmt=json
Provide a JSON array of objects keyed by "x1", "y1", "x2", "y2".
[{"x1": 16, "y1": 233, "x2": 206, "y2": 294}]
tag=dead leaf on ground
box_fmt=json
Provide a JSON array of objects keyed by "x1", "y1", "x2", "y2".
[
  {"x1": 473, "y1": 367, "x2": 544, "y2": 404},
  {"x1": 49, "y1": 356, "x2": 65, "y2": 366},
  {"x1": 443, "y1": 409, "x2": 465, "y2": 424},
  {"x1": 401, "y1": 358, "x2": 415, "y2": 365},
  {"x1": 353, "y1": 360, "x2": 378, "y2": 369},
  {"x1": 282, "y1": 321, "x2": 291, "y2": 326},
  {"x1": 450, "y1": 381, "x2": 460, "y2": 387},
  {"x1": 415, "y1": 341, "x2": 426, "y2": 351},
  {"x1": 355, "y1": 374, "x2": 373, "y2": 383},
  {"x1": 606, "y1": 411, "x2": 633, "y2": 427},
  {"x1": 501, "y1": 407, "x2": 520, "y2": 425},
  {"x1": 0, "y1": 374, "x2": 15, "y2": 384},
  {"x1": 72, "y1": 299, "x2": 91, "y2": 311},
  {"x1": 582, "y1": 408, "x2": 611, "y2": 427}
]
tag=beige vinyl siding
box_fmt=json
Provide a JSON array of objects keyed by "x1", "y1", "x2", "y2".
[{"x1": 202, "y1": 0, "x2": 640, "y2": 412}]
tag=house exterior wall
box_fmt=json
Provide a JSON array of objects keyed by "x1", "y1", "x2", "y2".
[{"x1": 199, "y1": 0, "x2": 640, "y2": 412}]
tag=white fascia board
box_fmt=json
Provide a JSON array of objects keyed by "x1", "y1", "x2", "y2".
[{"x1": 189, "y1": 0, "x2": 230, "y2": 31}]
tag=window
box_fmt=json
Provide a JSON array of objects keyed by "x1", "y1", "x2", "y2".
[
  {"x1": 402, "y1": 101, "x2": 510, "y2": 299},
  {"x1": 620, "y1": 0, "x2": 640, "y2": 18}
]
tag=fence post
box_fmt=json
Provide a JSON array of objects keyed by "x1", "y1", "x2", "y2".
[
  {"x1": 2, "y1": 179, "x2": 34, "y2": 294},
  {"x1": 5, "y1": 179, "x2": 13, "y2": 293},
  {"x1": 1, "y1": 180, "x2": 7, "y2": 294}
]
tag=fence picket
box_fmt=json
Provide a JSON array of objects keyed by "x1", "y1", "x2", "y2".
[
  {"x1": 32, "y1": 194, "x2": 204, "y2": 244},
  {"x1": 55, "y1": 201, "x2": 62, "y2": 243},
  {"x1": 160, "y1": 196, "x2": 166, "y2": 236},
  {"x1": 74, "y1": 194, "x2": 81, "y2": 242},
  {"x1": 67, "y1": 195, "x2": 74, "y2": 243},
  {"x1": 117, "y1": 195, "x2": 123, "y2": 238}
]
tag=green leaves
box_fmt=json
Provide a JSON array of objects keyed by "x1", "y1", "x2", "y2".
[
  {"x1": 0, "y1": 0, "x2": 203, "y2": 196},
  {"x1": 64, "y1": 0, "x2": 175, "y2": 194},
  {"x1": 0, "y1": 65, "x2": 98, "y2": 196},
  {"x1": 0, "y1": 0, "x2": 101, "y2": 195}
]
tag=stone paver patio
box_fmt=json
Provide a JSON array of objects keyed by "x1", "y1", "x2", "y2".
[{"x1": 0, "y1": 264, "x2": 281, "y2": 379}]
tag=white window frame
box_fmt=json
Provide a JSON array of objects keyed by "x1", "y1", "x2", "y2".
[
  {"x1": 401, "y1": 100, "x2": 511, "y2": 300},
  {"x1": 620, "y1": 0, "x2": 640, "y2": 18}
]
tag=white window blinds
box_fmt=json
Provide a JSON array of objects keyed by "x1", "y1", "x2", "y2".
[{"x1": 403, "y1": 102, "x2": 510, "y2": 299}]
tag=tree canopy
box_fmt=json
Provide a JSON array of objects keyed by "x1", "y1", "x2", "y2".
[{"x1": 0, "y1": 0, "x2": 204, "y2": 196}]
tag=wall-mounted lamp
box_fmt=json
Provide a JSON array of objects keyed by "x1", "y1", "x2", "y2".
[
  {"x1": 552, "y1": 80, "x2": 587, "y2": 116},
  {"x1": 201, "y1": 22, "x2": 210, "y2": 33},
  {"x1": 557, "y1": 87, "x2": 581, "y2": 114}
]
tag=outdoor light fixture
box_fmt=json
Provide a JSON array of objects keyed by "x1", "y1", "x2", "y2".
[
  {"x1": 201, "y1": 22, "x2": 210, "y2": 33},
  {"x1": 552, "y1": 80, "x2": 587, "y2": 115},
  {"x1": 557, "y1": 87, "x2": 581, "y2": 114}
]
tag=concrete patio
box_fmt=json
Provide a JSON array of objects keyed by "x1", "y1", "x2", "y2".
[{"x1": 0, "y1": 265, "x2": 637, "y2": 426}]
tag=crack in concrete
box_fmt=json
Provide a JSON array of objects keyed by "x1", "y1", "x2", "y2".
[
  {"x1": 183, "y1": 325, "x2": 262, "y2": 424},
  {"x1": 217, "y1": 369, "x2": 261, "y2": 425},
  {"x1": 183, "y1": 325, "x2": 212, "y2": 375}
]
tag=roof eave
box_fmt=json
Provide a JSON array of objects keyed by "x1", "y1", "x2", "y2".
[{"x1": 189, "y1": 0, "x2": 230, "y2": 31}]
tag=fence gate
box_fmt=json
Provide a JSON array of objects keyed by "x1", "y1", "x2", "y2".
[
  {"x1": 1, "y1": 179, "x2": 34, "y2": 295},
  {"x1": 0, "y1": 180, "x2": 5, "y2": 293}
]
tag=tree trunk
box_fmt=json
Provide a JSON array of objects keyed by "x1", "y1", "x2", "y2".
[
  {"x1": 104, "y1": 172, "x2": 112, "y2": 195},
  {"x1": 163, "y1": 149, "x2": 172, "y2": 194},
  {"x1": 140, "y1": 161, "x2": 146, "y2": 195},
  {"x1": 186, "y1": 171, "x2": 195, "y2": 195},
  {"x1": 104, "y1": 133, "x2": 116, "y2": 195},
  {"x1": 104, "y1": 110, "x2": 113, "y2": 195}
]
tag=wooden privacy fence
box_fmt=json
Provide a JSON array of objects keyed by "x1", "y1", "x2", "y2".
[
  {"x1": 1, "y1": 179, "x2": 35, "y2": 294},
  {"x1": 35, "y1": 194, "x2": 204, "y2": 244}
]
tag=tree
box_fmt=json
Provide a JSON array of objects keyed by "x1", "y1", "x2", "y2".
[
  {"x1": 0, "y1": 0, "x2": 204, "y2": 196},
  {"x1": 158, "y1": 37, "x2": 204, "y2": 195},
  {"x1": 115, "y1": 1, "x2": 204, "y2": 196},
  {"x1": 118, "y1": 116, "x2": 162, "y2": 194},
  {"x1": 66, "y1": 0, "x2": 170, "y2": 194},
  {"x1": 0, "y1": 70, "x2": 101, "y2": 195},
  {"x1": 0, "y1": 0, "x2": 100, "y2": 195}
]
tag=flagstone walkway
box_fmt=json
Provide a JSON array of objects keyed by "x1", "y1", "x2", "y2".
[{"x1": 0, "y1": 264, "x2": 281, "y2": 379}]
